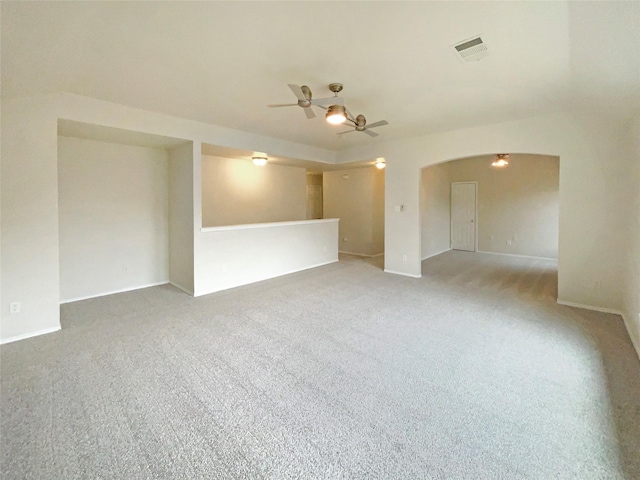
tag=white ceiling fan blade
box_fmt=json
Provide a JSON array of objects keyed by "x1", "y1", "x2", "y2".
[
  {"x1": 288, "y1": 84, "x2": 307, "y2": 101},
  {"x1": 267, "y1": 103, "x2": 298, "y2": 108},
  {"x1": 365, "y1": 120, "x2": 389, "y2": 129},
  {"x1": 337, "y1": 130, "x2": 355, "y2": 135},
  {"x1": 345, "y1": 108, "x2": 356, "y2": 123},
  {"x1": 311, "y1": 96, "x2": 344, "y2": 107},
  {"x1": 363, "y1": 129, "x2": 379, "y2": 137},
  {"x1": 304, "y1": 107, "x2": 316, "y2": 119}
]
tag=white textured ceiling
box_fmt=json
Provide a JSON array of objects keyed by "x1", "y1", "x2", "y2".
[{"x1": 3, "y1": 1, "x2": 639, "y2": 152}]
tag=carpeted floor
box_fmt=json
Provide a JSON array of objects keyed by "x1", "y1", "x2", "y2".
[{"x1": 1, "y1": 251, "x2": 639, "y2": 479}]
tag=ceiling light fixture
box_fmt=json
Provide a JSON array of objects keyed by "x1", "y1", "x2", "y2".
[
  {"x1": 375, "y1": 158, "x2": 386, "y2": 169},
  {"x1": 252, "y1": 156, "x2": 268, "y2": 166},
  {"x1": 491, "y1": 154, "x2": 510, "y2": 168},
  {"x1": 326, "y1": 105, "x2": 347, "y2": 125}
]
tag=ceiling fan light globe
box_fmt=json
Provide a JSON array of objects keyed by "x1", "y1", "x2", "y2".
[{"x1": 326, "y1": 105, "x2": 347, "y2": 125}]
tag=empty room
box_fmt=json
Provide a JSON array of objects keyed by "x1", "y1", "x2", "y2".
[{"x1": 2, "y1": 2, "x2": 639, "y2": 479}]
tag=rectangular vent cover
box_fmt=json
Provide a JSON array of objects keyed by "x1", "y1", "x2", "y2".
[{"x1": 452, "y1": 35, "x2": 489, "y2": 62}]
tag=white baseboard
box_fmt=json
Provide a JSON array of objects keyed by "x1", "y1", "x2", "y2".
[
  {"x1": 557, "y1": 300, "x2": 623, "y2": 316},
  {"x1": 169, "y1": 281, "x2": 194, "y2": 296},
  {"x1": 339, "y1": 250, "x2": 384, "y2": 258},
  {"x1": 422, "y1": 248, "x2": 451, "y2": 261},
  {"x1": 622, "y1": 312, "x2": 640, "y2": 361},
  {"x1": 1, "y1": 326, "x2": 61, "y2": 345},
  {"x1": 60, "y1": 281, "x2": 170, "y2": 304},
  {"x1": 477, "y1": 250, "x2": 557, "y2": 262},
  {"x1": 384, "y1": 269, "x2": 422, "y2": 279}
]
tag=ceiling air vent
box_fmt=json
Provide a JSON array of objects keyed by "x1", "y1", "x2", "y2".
[{"x1": 452, "y1": 35, "x2": 488, "y2": 62}]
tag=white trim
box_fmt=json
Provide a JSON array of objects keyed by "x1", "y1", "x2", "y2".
[
  {"x1": 169, "y1": 281, "x2": 194, "y2": 296},
  {"x1": 477, "y1": 250, "x2": 557, "y2": 262},
  {"x1": 1, "y1": 326, "x2": 61, "y2": 345},
  {"x1": 621, "y1": 312, "x2": 640, "y2": 361},
  {"x1": 422, "y1": 248, "x2": 451, "y2": 261},
  {"x1": 557, "y1": 300, "x2": 622, "y2": 316},
  {"x1": 339, "y1": 250, "x2": 384, "y2": 258},
  {"x1": 384, "y1": 269, "x2": 422, "y2": 279},
  {"x1": 201, "y1": 218, "x2": 339, "y2": 233},
  {"x1": 60, "y1": 281, "x2": 169, "y2": 304},
  {"x1": 193, "y1": 259, "x2": 339, "y2": 297}
]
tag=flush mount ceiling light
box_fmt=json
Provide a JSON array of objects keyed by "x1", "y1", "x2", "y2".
[
  {"x1": 491, "y1": 154, "x2": 510, "y2": 168},
  {"x1": 252, "y1": 156, "x2": 268, "y2": 166},
  {"x1": 326, "y1": 104, "x2": 347, "y2": 125},
  {"x1": 374, "y1": 158, "x2": 386, "y2": 169}
]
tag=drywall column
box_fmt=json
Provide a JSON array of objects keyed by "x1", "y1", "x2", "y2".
[
  {"x1": 420, "y1": 162, "x2": 451, "y2": 260},
  {"x1": 1, "y1": 95, "x2": 61, "y2": 343},
  {"x1": 168, "y1": 143, "x2": 195, "y2": 294},
  {"x1": 622, "y1": 113, "x2": 640, "y2": 358}
]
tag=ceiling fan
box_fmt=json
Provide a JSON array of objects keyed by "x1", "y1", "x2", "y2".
[
  {"x1": 267, "y1": 84, "x2": 344, "y2": 119},
  {"x1": 338, "y1": 112, "x2": 389, "y2": 137}
]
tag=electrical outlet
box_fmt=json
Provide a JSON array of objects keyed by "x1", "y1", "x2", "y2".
[
  {"x1": 506, "y1": 240, "x2": 512, "y2": 246},
  {"x1": 402, "y1": 254, "x2": 408, "y2": 261},
  {"x1": 10, "y1": 302, "x2": 21, "y2": 314}
]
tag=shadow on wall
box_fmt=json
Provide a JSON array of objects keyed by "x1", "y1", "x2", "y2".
[{"x1": 323, "y1": 166, "x2": 385, "y2": 258}]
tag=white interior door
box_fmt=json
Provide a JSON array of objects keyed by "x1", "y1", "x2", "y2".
[{"x1": 451, "y1": 182, "x2": 476, "y2": 251}]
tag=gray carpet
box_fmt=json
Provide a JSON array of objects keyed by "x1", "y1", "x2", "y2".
[{"x1": 2, "y1": 251, "x2": 639, "y2": 479}]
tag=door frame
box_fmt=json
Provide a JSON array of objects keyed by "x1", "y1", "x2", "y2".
[{"x1": 450, "y1": 181, "x2": 478, "y2": 252}]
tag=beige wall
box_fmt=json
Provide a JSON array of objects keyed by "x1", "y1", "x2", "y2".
[
  {"x1": 420, "y1": 154, "x2": 559, "y2": 260},
  {"x1": 420, "y1": 162, "x2": 451, "y2": 259},
  {"x1": 323, "y1": 167, "x2": 384, "y2": 256},
  {"x1": 201, "y1": 155, "x2": 306, "y2": 227},
  {"x1": 622, "y1": 113, "x2": 640, "y2": 358},
  {"x1": 169, "y1": 143, "x2": 195, "y2": 294},
  {"x1": 372, "y1": 167, "x2": 385, "y2": 255},
  {"x1": 57, "y1": 136, "x2": 169, "y2": 302},
  {"x1": 447, "y1": 154, "x2": 559, "y2": 258}
]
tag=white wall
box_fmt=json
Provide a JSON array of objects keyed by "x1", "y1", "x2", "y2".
[
  {"x1": 420, "y1": 162, "x2": 451, "y2": 259},
  {"x1": 1, "y1": 92, "x2": 636, "y2": 345},
  {"x1": 2, "y1": 96, "x2": 62, "y2": 342},
  {"x1": 622, "y1": 113, "x2": 640, "y2": 359},
  {"x1": 447, "y1": 154, "x2": 559, "y2": 258},
  {"x1": 337, "y1": 112, "x2": 630, "y2": 310},
  {"x1": 201, "y1": 155, "x2": 306, "y2": 227},
  {"x1": 58, "y1": 137, "x2": 169, "y2": 301},
  {"x1": 194, "y1": 219, "x2": 339, "y2": 296},
  {"x1": 169, "y1": 143, "x2": 195, "y2": 294},
  {"x1": 1, "y1": 92, "x2": 336, "y2": 343},
  {"x1": 323, "y1": 167, "x2": 384, "y2": 256}
]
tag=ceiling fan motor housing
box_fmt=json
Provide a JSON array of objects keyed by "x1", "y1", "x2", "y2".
[
  {"x1": 355, "y1": 114, "x2": 366, "y2": 130},
  {"x1": 298, "y1": 85, "x2": 312, "y2": 107}
]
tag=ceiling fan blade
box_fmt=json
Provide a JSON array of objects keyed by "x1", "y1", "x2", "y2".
[
  {"x1": 345, "y1": 108, "x2": 356, "y2": 123},
  {"x1": 363, "y1": 129, "x2": 379, "y2": 137},
  {"x1": 304, "y1": 107, "x2": 316, "y2": 119},
  {"x1": 337, "y1": 130, "x2": 355, "y2": 135},
  {"x1": 365, "y1": 120, "x2": 389, "y2": 129},
  {"x1": 288, "y1": 84, "x2": 307, "y2": 101},
  {"x1": 267, "y1": 103, "x2": 298, "y2": 108},
  {"x1": 311, "y1": 96, "x2": 344, "y2": 107}
]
